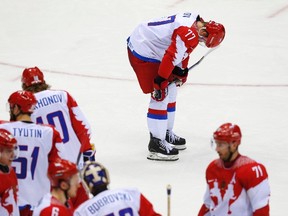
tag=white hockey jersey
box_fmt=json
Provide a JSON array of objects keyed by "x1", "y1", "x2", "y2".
[
  {"x1": 0, "y1": 121, "x2": 61, "y2": 209},
  {"x1": 74, "y1": 188, "x2": 161, "y2": 216},
  {"x1": 31, "y1": 89, "x2": 92, "y2": 164},
  {"x1": 128, "y1": 12, "x2": 199, "y2": 78}
]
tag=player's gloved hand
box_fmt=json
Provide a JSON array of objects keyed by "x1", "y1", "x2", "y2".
[
  {"x1": 83, "y1": 150, "x2": 95, "y2": 162},
  {"x1": 83, "y1": 143, "x2": 96, "y2": 162},
  {"x1": 169, "y1": 67, "x2": 189, "y2": 87},
  {"x1": 152, "y1": 75, "x2": 168, "y2": 101}
]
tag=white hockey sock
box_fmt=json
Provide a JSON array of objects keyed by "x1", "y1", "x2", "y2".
[
  {"x1": 147, "y1": 95, "x2": 169, "y2": 140},
  {"x1": 147, "y1": 117, "x2": 167, "y2": 140},
  {"x1": 167, "y1": 103, "x2": 176, "y2": 131}
]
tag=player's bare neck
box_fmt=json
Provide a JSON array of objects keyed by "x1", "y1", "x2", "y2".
[
  {"x1": 51, "y1": 189, "x2": 68, "y2": 205},
  {"x1": 16, "y1": 115, "x2": 32, "y2": 122}
]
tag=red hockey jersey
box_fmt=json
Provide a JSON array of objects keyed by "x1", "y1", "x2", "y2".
[
  {"x1": 0, "y1": 167, "x2": 19, "y2": 216},
  {"x1": 198, "y1": 155, "x2": 270, "y2": 216}
]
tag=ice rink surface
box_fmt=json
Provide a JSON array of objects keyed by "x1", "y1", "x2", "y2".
[{"x1": 1, "y1": 0, "x2": 288, "y2": 215}]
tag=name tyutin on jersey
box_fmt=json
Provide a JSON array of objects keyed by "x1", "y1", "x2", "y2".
[{"x1": 13, "y1": 127, "x2": 42, "y2": 138}]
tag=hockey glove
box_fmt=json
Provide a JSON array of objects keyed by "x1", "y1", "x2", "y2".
[
  {"x1": 169, "y1": 67, "x2": 189, "y2": 87},
  {"x1": 83, "y1": 150, "x2": 95, "y2": 162},
  {"x1": 152, "y1": 75, "x2": 168, "y2": 101},
  {"x1": 83, "y1": 143, "x2": 96, "y2": 162}
]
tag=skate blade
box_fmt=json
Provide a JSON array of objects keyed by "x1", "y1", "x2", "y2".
[
  {"x1": 147, "y1": 152, "x2": 179, "y2": 161},
  {"x1": 171, "y1": 144, "x2": 186, "y2": 150},
  {"x1": 165, "y1": 142, "x2": 186, "y2": 150}
]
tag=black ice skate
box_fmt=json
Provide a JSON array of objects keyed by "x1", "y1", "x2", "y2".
[
  {"x1": 147, "y1": 133, "x2": 179, "y2": 161},
  {"x1": 165, "y1": 130, "x2": 186, "y2": 150}
]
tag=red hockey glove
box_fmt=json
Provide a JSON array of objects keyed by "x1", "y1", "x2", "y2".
[
  {"x1": 169, "y1": 67, "x2": 189, "y2": 87},
  {"x1": 152, "y1": 76, "x2": 168, "y2": 101}
]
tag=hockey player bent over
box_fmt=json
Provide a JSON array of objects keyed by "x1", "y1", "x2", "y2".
[{"x1": 127, "y1": 12, "x2": 225, "y2": 161}]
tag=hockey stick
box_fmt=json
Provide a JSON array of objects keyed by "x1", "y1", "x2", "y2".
[
  {"x1": 76, "y1": 150, "x2": 82, "y2": 167},
  {"x1": 154, "y1": 46, "x2": 220, "y2": 96},
  {"x1": 167, "y1": 184, "x2": 172, "y2": 216},
  {"x1": 167, "y1": 47, "x2": 219, "y2": 87},
  {"x1": 188, "y1": 46, "x2": 219, "y2": 71}
]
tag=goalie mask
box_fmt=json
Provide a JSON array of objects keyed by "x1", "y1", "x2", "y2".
[{"x1": 81, "y1": 161, "x2": 110, "y2": 192}]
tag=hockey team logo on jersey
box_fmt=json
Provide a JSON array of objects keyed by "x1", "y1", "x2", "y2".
[{"x1": 209, "y1": 173, "x2": 238, "y2": 214}]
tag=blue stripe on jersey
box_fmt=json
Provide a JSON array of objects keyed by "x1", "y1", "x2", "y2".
[{"x1": 127, "y1": 37, "x2": 160, "y2": 63}]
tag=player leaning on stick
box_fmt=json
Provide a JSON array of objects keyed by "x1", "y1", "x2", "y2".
[
  {"x1": 198, "y1": 123, "x2": 270, "y2": 216},
  {"x1": 127, "y1": 12, "x2": 225, "y2": 161}
]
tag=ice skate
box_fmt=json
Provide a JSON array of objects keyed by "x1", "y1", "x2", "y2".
[
  {"x1": 165, "y1": 130, "x2": 186, "y2": 150},
  {"x1": 147, "y1": 133, "x2": 179, "y2": 161}
]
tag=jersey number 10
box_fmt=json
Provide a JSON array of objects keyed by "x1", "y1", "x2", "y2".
[{"x1": 36, "y1": 110, "x2": 69, "y2": 143}]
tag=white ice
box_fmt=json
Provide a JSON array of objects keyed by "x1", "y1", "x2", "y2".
[{"x1": 0, "y1": 0, "x2": 287, "y2": 215}]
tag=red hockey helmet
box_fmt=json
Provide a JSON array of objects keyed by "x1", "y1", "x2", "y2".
[
  {"x1": 22, "y1": 67, "x2": 44, "y2": 87},
  {"x1": 205, "y1": 21, "x2": 225, "y2": 48},
  {"x1": 213, "y1": 123, "x2": 242, "y2": 144},
  {"x1": 48, "y1": 158, "x2": 78, "y2": 187},
  {"x1": 8, "y1": 90, "x2": 37, "y2": 113},
  {"x1": 0, "y1": 129, "x2": 17, "y2": 149}
]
